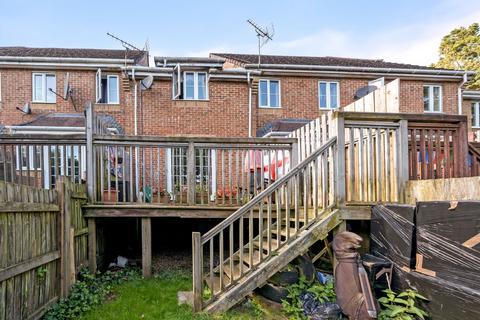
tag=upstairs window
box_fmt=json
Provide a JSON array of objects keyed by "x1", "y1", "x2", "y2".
[
  {"x1": 472, "y1": 102, "x2": 480, "y2": 128},
  {"x1": 259, "y1": 79, "x2": 280, "y2": 108},
  {"x1": 96, "y1": 69, "x2": 119, "y2": 104},
  {"x1": 172, "y1": 65, "x2": 208, "y2": 100},
  {"x1": 423, "y1": 85, "x2": 442, "y2": 112},
  {"x1": 32, "y1": 73, "x2": 56, "y2": 103},
  {"x1": 318, "y1": 81, "x2": 339, "y2": 109}
]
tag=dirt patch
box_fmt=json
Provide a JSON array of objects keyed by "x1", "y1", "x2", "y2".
[{"x1": 152, "y1": 250, "x2": 192, "y2": 274}]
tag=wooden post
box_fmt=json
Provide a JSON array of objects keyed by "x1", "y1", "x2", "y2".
[
  {"x1": 398, "y1": 120, "x2": 409, "y2": 202},
  {"x1": 88, "y1": 218, "x2": 97, "y2": 274},
  {"x1": 69, "y1": 228, "x2": 76, "y2": 285},
  {"x1": 187, "y1": 142, "x2": 195, "y2": 205},
  {"x1": 85, "y1": 102, "x2": 95, "y2": 202},
  {"x1": 458, "y1": 120, "x2": 469, "y2": 177},
  {"x1": 62, "y1": 178, "x2": 72, "y2": 295},
  {"x1": 56, "y1": 177, "x2": 67, "y2": 297},
  {"x1": 192, "y1": 232, "x2": 203, "y2": 312},
  {"x1": 142, "y1": 217, "x2": 152, "y2": 277},
  {"x1": 332, "y1": 113, "x2": 346, "y2": 206}
]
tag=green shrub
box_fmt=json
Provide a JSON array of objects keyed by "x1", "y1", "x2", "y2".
[
  {"x1": 43, "y1": 267, "x2": 141, "y2": 320},
  {"x1": 378, "y1": 288, "x2": 429, "y2": 320},
  {"x1": 281, "y1": 276, "x2": 336, "y2": 320}
]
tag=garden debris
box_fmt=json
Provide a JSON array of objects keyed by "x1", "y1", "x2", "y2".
[
  {"x1": 108, "y1": 255, "x2": 129, "y2": 268},
  {"x1": 300, "y1": 293, "x2": 342, "y2": 320}
]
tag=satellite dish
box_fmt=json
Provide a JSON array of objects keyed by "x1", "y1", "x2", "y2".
[
  {"x1": 63, "y1": 72, "x2": 71, "y2": 99},
  {"x1": 16, "y1": 103, "x2": 31, "y2": 114},
  {"x1": 140, "y1": 75, "x2": 154, "y2": 91},
  {"x1": 354, "y1": 85, "x2": 378, "y2": 100}
]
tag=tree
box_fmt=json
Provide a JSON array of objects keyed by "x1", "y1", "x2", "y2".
[{"x1": 433, "y1": 22, "x2": 480, "y2": 89}]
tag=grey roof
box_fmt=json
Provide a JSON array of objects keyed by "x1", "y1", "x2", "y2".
[
  {"x1": 0, "y1": 46, "x2": 147, "y2": 62},
  {"x1": 256, "y1": 119, "x2": 311, "y2": 137},
  {"x1": 14, "y1": 113, "x2": 124, "y2": 134},
  {"x1": 211, "y1": 53, "x2": 444, "y2": 71}
]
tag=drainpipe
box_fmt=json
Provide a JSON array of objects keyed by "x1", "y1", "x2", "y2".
[
  {"x1": 247, "y1": 71, "x2": 253, "y2": 137},
  {"x1": 458, "y1": 72, "x2": 469, "y2": 115}
]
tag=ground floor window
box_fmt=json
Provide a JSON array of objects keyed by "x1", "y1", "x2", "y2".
[{"x1": 472, "y1": 102, "x2": 480, "y2": 128}]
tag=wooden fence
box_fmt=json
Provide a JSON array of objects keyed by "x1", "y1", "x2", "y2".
[{"x1": 0, "y1": 177, "x2": 87, "y2": 320}]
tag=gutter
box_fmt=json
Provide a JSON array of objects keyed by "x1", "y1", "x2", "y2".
[
  {"x1": 0, "y1": 61, "x2": 129, "y2": 71},
  {"x1": 0, "y1": 56, "x2": 135, "y2": 64},
  {"x1": 244, "y1": 63, "x2": 475, "y2": 77}
]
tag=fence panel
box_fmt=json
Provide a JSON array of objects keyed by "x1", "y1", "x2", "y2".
[{"x1": 0, "y1": 181, "x2": 59, "y2": 320}]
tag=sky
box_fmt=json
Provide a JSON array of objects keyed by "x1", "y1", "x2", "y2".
[{"x1": 0, "y1": 0, "x2": 479, "y2": 66}]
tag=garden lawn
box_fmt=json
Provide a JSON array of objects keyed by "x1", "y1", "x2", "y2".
[{"x1": 78, "y1": 270, "x2": 270, "y2": 320}]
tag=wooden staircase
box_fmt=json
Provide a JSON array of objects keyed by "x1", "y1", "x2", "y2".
[{"x1": 192, "y1": 134, "x2": 341, "y2": 312}]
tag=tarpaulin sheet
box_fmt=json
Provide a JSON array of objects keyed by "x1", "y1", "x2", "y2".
[{"x1": 370, "y1": 202, "x2": 480, "y2": 320}]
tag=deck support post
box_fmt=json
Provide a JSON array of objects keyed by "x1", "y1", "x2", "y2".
[
  {"x1": 142, "y1": 217, "x2": 152, "y2": 277},
  {"x1": 88, "y1": 217, "x2": 97, "y2": 274},
  {"x1": 332, "y1": 112, "x2": 346, "y2": 206},
  {"x1": 192, "y1": 232, "x2": 203, "y2": 312}
]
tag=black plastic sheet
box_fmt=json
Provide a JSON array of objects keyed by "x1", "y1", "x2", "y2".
[{"x1": 371, "y1": 202, "x2": 480, "y2": 320}]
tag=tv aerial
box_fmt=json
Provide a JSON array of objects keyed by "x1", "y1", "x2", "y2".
[
  {"x1": 107, "y1": 32, "x2": 142, "y2": 51},
  {"x1": 247, "y1": 19, "x2": 275, "y2": 67},
  {"x1": 48, "y1": 72, "x2": 77, "y2": 111}
]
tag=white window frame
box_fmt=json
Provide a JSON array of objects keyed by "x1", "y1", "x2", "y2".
[
  {"x1": 32, "y1": 73, "x2": 56, "y2": 103},
  {"x1": 172, "y1": 64, "x2": 181, "y2": 99},
  {"x1": 16, "y1": 146, "x2": 42, "y2": 170},
  {"x1": 472, "y1": 102, "x2": 480, "y2": 128},
  {"x1": 423, "y1": 85, "x2": 443, "y2": 113},
  {"x1": 181, "y1": 71, "x2": 208, "y2": 100},
  {"x1": 95, "y1": 69, "x2": 120, "y2": 104},
  {"x1": 318, "y1": 81, "x2": 340, "y2": 109},
  {"x1": 258, "y1": 79, "x2": 281, "y2": 108}
]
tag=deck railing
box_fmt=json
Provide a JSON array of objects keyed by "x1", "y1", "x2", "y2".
[
  {"x1": 0, "y1": 134, "x2": 86, "y2": 189},
  {"x1": 91, "y1": 134, "x2": 294, "y2": 205}
]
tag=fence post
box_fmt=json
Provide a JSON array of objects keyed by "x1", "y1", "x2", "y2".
[
  {"x1": 88, "y1": 218, "x2": 97, "y2": 274},
  {"x1": 332, "y1": 112, "x2": 346, "y2": 206},
  {"x1": 57, "y1": 177, "x2": 67, "y2": 297},
  {"x1": 60, "y1": 177, "x2": 73, "y2": 295},
  {"x1": 187, "y1": 142, "x2": 195, "y2": 205},
  {"x1": 398, "y1": 120, "x2": 409, "y2": 202},
  {"x1": 192, "y1": 232, "x2": 203, "y2": 312},
  {"x1": 85, "y1": 102, "x2": 95, "y2": 202},
  {"x1": 458, "y1": 120, "x2": 469, "y2": 177}
]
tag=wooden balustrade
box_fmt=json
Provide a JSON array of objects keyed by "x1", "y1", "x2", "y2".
[
  {"x1": 193, "y1": 137, "x2": 337, "y2": 310},
  {"x1": 91, "y1": 135, "x2": 294, "y2": 205},
  {"x1": 467, "y1": 142, "x2": 480, "y2": 176},
  {"x1": 0, "y1": 135, "x2": 86, "y2": 190}
]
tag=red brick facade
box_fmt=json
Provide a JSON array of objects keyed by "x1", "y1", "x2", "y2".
[{"x1": 0, "y1": 66, "x2": 465, "y2": 137}]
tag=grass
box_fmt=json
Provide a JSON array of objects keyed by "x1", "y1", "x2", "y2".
[{"x1": 78, "y1": 270, "x2": 271, "y2": 320}]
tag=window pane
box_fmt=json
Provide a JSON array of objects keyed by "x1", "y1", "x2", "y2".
[
  {"x1": 319, "y1": 82, "x2": 327, "y2": 108},
  {"x1": 108, "y1": 76, "x2": 119, "y2": 104},
  {"x1": 198, "y1": 73, "x2": 207, "y2": 100},
  {"x1": 34, "y1": 74, "x2": 43, "y2": 101},
  {"x1": 423, "y1": 86, "x2": 430, "y2": 111},
  {"x1": 185, "y1": 73, "x2": 195, "y2": 99},
  {"x1": 433, "y1": 86, "x2": 441, "y2": 111},
  {"x1": 269, "y1": 81, "x2": 279, "y2": 107},
  {"x1": 259, "y1": 80, "x2": 268, "y2": 106},
  {"x1": 330, "y1": 82, "x2": 338, "y2": 108},
  {"x1": 46, "y1": 75, "x2": 56, "y2": 103}
]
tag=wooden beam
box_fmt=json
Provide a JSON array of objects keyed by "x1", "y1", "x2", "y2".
[
  {"x1": 142, "y1": 217, "x2": 152, "y2": 278},
  {"x1": 192, "y1": 232, "x2": 203, "y2": 312},
  {"x1": 88, "y1": 218, "x2": 97, "y2": 274},
  {"x1": 0, "y1": 251, "x2": 60, "y2": 282},
  {"x1": 0, "y1": 202, "x2": 59, "y2": 212}
]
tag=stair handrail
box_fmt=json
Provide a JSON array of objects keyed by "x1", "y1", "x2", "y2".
[{"x1": 201, "y1": 136, "x2": 337, "y2": 244}]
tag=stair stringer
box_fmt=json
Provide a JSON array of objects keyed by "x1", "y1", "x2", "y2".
[{"x1": 204, "y1": 209, "x2": 341, "y2": 313}]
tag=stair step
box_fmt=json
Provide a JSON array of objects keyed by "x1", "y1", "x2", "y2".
[
  {"x1": 239, "y1": 249, "x2": 262, "y2": 267},
  {"x1": 223, "y1": 262, "x2": 243, "y2": 281},
  {"x1": 272, "y1": 226, "x2": 298, "y2": 238},
  {"x1": 255, "y1": 238, "x2": 280, "y2": 252}
]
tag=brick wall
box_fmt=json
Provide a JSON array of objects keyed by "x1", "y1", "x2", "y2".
[
  {"x1": 0, "y1": 68, "x2": 127, "y2": 127},
  {"x1": 0, "y1": 67, "x2": 463, "y2": 138}
]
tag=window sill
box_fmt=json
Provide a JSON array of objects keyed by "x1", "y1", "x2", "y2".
[
  {"x1": 258, "y1": 106, "x2": 282, "y2": 109},
  {"x1": 424, "y1": 111, "x2": 443, "y2": 114},
  {"x1": 31, "y1": 102, "x2": 56, "y2": 111},
  {"x1": 173, "y1": 100, "x2": 209, "y2": 107}
]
